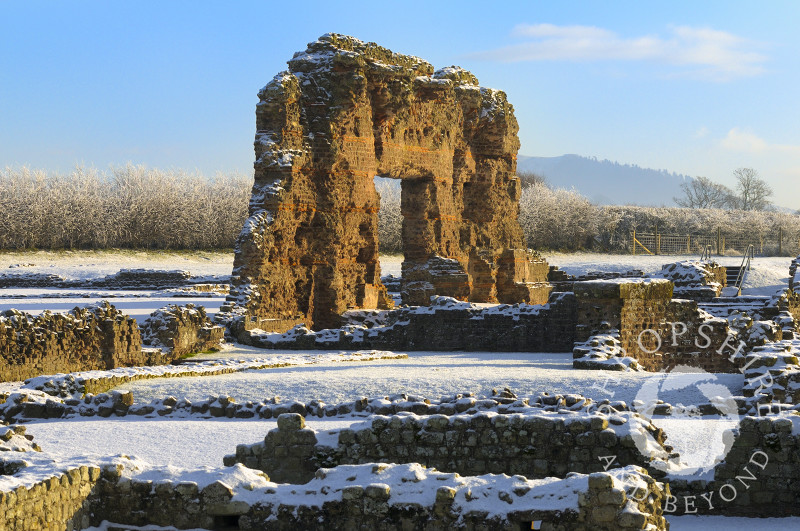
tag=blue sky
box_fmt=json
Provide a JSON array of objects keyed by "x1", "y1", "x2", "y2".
[{"x1": 2, "y1": 1, "x2": 799, "y2": 207}]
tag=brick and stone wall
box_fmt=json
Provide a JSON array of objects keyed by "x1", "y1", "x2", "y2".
[
  {"x1": 230, "y1": 33, "x2": 543, "y2": 331},
  {"x1": 657, "y1": 260, "x2": 727, "y2": 301},
  {"x1": 573, "y1": 279, "x2": 743, "y2": 372}
]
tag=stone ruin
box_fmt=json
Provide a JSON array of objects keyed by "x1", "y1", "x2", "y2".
[
  {"x1": 0, "y1": 302, "x2": 224, "y2": 383},
  {"x1": 230, "y1": 33, "x2": 550, "y2": 331}
]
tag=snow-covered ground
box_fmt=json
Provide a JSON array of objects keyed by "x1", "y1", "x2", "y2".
[
  {"x1": 380, "y1": 254, "x2": 403, "y2": 277},
  {"x1": 0, "y1": 251, "x2": 789, "y2": 319},
  {"x1": 25, "y1": 417, "x2": 357, "y2": 470},
  {"x1": 0, "y1": 250, "x2": 231, "y2": 319},
  {"x1": 0, "y1": 249, "x2": 233, "y2": 281},
  {"x1": 126, "y1": 349, "x2": 743, "y2": 408},
  {"x1": 3, "y1": 250, "x2": 798, "y2": 529},
  {"x1": 0, "y1": 294, "x2": 226, "y2": 322},
  {"x1": 382, "y1": 251, "x2": 791, "y2": 297}
]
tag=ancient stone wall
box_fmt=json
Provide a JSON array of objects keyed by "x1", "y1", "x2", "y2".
[
  {"x1": 657, "y1": 260, "x2": 727, "y2": 301},
  {"x1": 231, "y1": 33, "x2": 544, "y2": 331},
  {"x1": 0, "y1": 465, "x2": 102, "y2": 531},
  {"x1": 0, "y1": 462, "x2": 668, "y2": 531},
  {"x1": 779, "y1": 281, "x2": 800, "y2": 330},
  {"x1": 666, "y1": 415, "x2": 800, "y2": 516},
  {"x1": 229, "y1": 413, "x2": 669, "y2": 485},
  {"x1": 139, "y1": 303, "x2": 224, "y2": 358},
  {"x1": 243, "y1": 293, "x2": 577, "y2": 352},
  {"x1": 0, "y1": 303, "x2": 143, "y2": 382},
  {"x1": 573, "y1": 279, "x2": 742, "y2": 372},
  {"x1": 239, "y1": 467, "x2": 669, "y2": 531}
]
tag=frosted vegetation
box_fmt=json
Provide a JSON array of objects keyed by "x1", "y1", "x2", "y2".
[
  {"x1": 379, "y1": 178, "x2": 800, "y2": 254},
  {"x1": 0, "y1": 165, "x2": 249, "y2": 249},
  {"x1": 1, "y1": 166, "x2": 798, "y2": 253}
]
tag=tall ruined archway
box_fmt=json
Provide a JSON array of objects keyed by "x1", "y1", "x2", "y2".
[{"x1": 230, "y1": 34, "x2": 550, "y2": 331}]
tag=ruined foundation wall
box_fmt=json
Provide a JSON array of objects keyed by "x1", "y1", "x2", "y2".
[
  {"x1": 573, "y1": 280, "x2": 740, "y2": 372},
  {"x1": 665, "y1": 416, "x2": 800, "y2": 517},
  {"x1": 229, "y1": 413, "x2": 667, "y2": 485},
  {"x1": 0, "y1": 303, "x2": 144, "y2": 383},
  {"x1": 0, "y1": 462, "x2": 668, "y2": 531},
  {"x1": 244, "y1": 293, "x2": 578, "y2": 352},
  {"x1": 0, "y1": 465, "x2": 102, "y2": 531},
  {"x1": 231, "y1": 33, "x2": 538, "y2": 330},
  {"x1": 140, "y1": 304, "x2": 224, "y2": 358}
]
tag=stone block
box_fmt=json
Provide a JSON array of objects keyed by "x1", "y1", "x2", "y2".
[{"x1": 277, "y1": 413, "x2": 305, "y2": 432}]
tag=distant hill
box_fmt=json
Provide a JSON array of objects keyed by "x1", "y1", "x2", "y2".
[{"x1": 516, "y1": 154, "x2": 691, "y2": 206}]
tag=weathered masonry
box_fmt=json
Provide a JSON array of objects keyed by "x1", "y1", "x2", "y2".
[
  {"x1": 230, "y1": 34, "x2": 549, "y2": 331},
  {"x1": 0, "y1": 303, "x2": 224, "y2": 383}
]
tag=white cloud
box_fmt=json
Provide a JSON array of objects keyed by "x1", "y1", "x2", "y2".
[
  {"x1": 721, "y1": 127, "x2": 800, "y2": 154},
  {"x1": 473, "y1": 24, "x2": 767, "y2": 81}
]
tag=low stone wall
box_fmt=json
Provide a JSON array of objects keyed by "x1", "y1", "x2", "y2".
[
  {"x1": 240, "y1": 276, "x2": 778, "y2": 370},
  {"x1": 0, "y1": 461, "x2": 668, "y2": 531},
  {"x1": 667, "y1": 414, "x2": 800, "y2": 516},
  {"x1": 140, "y1": 303, "x2": 224, "y2": 358},
  {"x1": 0, "y1": 464, "x2": 229, "y2": 531},
  {"x1": 227, "y1": 412, "x2": 670, "y2": 485},
  {"x1": 780, "y1": 288, "x2": 800, "y2": 329},
  {"x1": 0, "y1": 302, "x2": 143, "y2": 382},
  {"x1": 240, "y1": 465, "x2": 668, "y2": 531},
  {"x1": 657, "y1": 260, "x2": 726, "y2": 301},
  {"x1": 242, "y1": 292, "x2": 578, "y2": 352},
  {"x1": 573, "y1": 279, "x2": 748, "y2": 372},
  {"x1": 0, "y1": 465, "x2": 102, "y2": 531},
  {"x1": 0, "y1": 302, "x2": 229, "y2": 384}
]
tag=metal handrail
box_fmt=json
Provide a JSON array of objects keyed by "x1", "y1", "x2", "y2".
[
  {"x1": 734, "y1": 244, "x2": 755, "y2": 289},
  {"x1": 699, "y1": 245, "x2": 713, "y2": 261}
]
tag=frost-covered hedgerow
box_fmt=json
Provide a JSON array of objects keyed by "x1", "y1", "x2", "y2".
[
  {"x1": 0, "y1": 165, "x2": 250, "y2": 249},
  {"x1": 3, "y1": 166, "x2": 797, "y2": 254},
  {"x1": 517, "y1": 183, "x2": 800, "y2": 254}
]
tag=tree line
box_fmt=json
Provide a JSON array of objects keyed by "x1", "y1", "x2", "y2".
[
  {"x1": 1, "y1": 165, "x2": 796, "y2": 255},
  {"x1": 0, "y1": 165, "x2": 250, "y2": 249}
]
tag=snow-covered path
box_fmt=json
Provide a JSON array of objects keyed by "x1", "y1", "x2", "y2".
[{"x1": 122, "y1": 350, "x2": 743, "y2": 407}]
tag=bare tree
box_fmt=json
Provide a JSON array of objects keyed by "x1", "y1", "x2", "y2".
[
  {"x1": 674, "y1": 176, "x2": 734, "y2": 209},
  {"x1": 732, "y1": 167, "x2": 773, "y2": 211}
]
